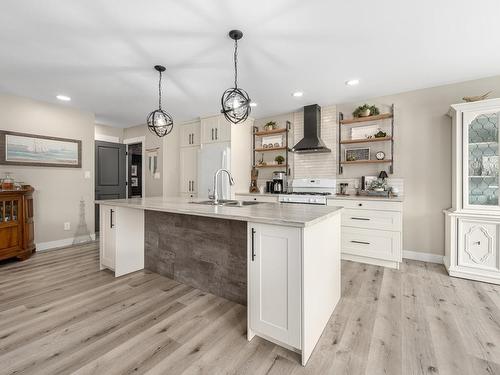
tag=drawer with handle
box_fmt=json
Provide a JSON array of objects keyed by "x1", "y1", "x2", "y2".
[
  {"x1": 341, "y1": 227, "x2": 401, "y2": 262},
  {"x1": 328, "y1": 198, "x2": 402, "y2": 212},
  {"x1": 342, "y1": 208, "x2": 402, "y2": 231}
]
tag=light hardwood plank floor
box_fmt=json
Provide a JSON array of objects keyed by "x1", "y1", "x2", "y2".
[{"x1": 0, "y1": 243, "x2": 499, "y2": 375}]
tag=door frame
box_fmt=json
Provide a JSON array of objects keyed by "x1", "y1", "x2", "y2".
[{"x1": 123, "y1": 136, "x2": 146, "y2": 198}]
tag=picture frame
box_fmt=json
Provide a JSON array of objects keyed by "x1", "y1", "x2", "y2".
[
  {"x1": 0, "y1": 131, "x2": 81, "y2": 168},
  {"x1": 345, "y1": 147, "x2": 370, "y2": 162}
]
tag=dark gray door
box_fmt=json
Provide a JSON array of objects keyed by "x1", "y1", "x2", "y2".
[{"x1": 95, "y1": 141, "x2": 126, "y2": 233}]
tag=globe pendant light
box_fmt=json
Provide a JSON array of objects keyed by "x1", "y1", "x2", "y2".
[
  {"x1": 220, "y1": 30, "x2": 251, "y2": 124},
  {"x1": 147, "y1": 65, "x2": 173, "y2": 137}
]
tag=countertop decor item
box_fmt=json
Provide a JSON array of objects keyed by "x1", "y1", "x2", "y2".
[
  {"x1": 463, "y1": 91, "x2": 492, "y2": 102},
  {"x1": 375, "y1": 151, "x2": 386, "y2": 160},
  {"x1": 353, "y1": 104, "x2": 380, "y2": 118},
  {"x1": 0, "y1": 131, "x2": 81, "y2": 168},
  {"x1": 220, "y1": 30, "x2": 251, "y2": 124},
  {"x1": 146, "y1": 65, "x2": 174, "y2": 138},
  {"x1": 274, "y1": 155, "x2": 285, "y2": 165},
  {"x1": 374, "y1": 129, "x2": 387, "y2": 138},
  {"x1": 249, "y1": 167, "x2": 259, "y2": 193}
]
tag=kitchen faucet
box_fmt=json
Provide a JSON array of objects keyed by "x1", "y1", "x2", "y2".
[{"x1": 212, "y1": 168, "x2": 235, "y2": 205}]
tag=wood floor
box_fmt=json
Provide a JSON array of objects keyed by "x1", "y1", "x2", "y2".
[{"x1": 1, "y1": 244, "x2": 499, "y2": 375}]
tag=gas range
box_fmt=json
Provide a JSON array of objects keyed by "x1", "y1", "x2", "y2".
[{"x1": 278, "y1": 178, "x2": 336, "y2": 205}]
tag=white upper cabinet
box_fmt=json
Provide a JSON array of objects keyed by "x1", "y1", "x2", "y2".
[
  {"x1": 201, "y1": 115, "x2": 231, "y2": 144},
  {"x1": 180, "y1": 120, "x2": 200, "y2": 147}
]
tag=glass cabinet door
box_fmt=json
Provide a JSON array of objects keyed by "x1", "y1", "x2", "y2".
[{"x1": 464, "y1": 110, "x2": 500, "y2": 209}]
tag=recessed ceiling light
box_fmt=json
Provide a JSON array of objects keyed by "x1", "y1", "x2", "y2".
[
  {"x1": 292, "y1": 91, "x2": 303, "y2": 97},
  {"x1": 249, "y1": 102, "x2": 258, "y2": 107},
  {"x1": 345, "y1": 79, "x2": 360, "y2": 86},
  {"x1": 56, "y1": 95, "x2": 71, "y2": 101}
]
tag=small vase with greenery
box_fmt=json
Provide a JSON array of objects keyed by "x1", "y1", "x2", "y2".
[
  {"x1": 369, "y1": 178, "x2": 387, "y2": 192},
  {"x1": 353, "y1": 104, "x2": 380, "y2": 118},
  {"x1": 264, "y1": 121, "x2": 277, "y2": 131},
  {"x1": 275, "y1": 155, "x2": 285, "y2": 165}
]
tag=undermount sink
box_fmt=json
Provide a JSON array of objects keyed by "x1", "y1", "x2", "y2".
[{"x1": 190, "y1": 199, "x2": 262, "y2": 207}]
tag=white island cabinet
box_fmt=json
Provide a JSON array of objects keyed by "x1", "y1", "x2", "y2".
[
  {"x1": 248, "y1": 214, "x2": 341, "y2": 366},
  {"x1": 99, "y1": 204, "x2": 144, "y2": 277},
  {"x1": 96, "y1": 197, "x2": 342, "y2": 366}
]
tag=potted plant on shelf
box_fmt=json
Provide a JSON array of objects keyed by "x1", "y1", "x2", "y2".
[
  {"x1": 263, "y1": 121, "x2": 277, "y2": 132},
  {"x1": 353, "y1": 104, "x2": 380, "y2": 118},
  {"x1": 275, "y1": 155, "x2": 285, "y2": 165}
]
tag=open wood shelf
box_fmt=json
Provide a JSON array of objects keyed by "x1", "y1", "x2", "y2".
[
  {"x1": 254, "y1": 128, "x2": 287, "y2": 136},
  {"x1": 254, "y1": 146, "x2": 288, "y2": 152},
  {"x1": 340, "y1": 113, "x2": 393, "y2": 125},
  {"x1": 340, "y1": 136, "x2": 392, "y2": 145},
  {"x1": 254, "y1": 164, "x2": 288, "y2": 169},
  {"x1": 340, "y1": 159, "x2": 393, "y2": 165}
]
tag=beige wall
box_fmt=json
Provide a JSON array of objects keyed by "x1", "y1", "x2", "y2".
[
  {"x1": 338, "y1": 75, "x2": 500, "y2": 256},
  {"x1": 123, "y1": 124, "x2": 163, "y2": 197},
  {"x1": 0, "y1": 93, "x2": 95, "y2": 248},
  {"x1": 95, "y1": 123, "x2": 123, "y2": 143}
]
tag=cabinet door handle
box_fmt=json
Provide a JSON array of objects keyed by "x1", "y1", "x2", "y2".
[
  {"x1": 473, "y1": 241, "x2": 481, "y2": 245},
  {"x1": 189, "y1": 134, "x2": 191, "y2": 144},
  {"x1": 351, "y1": 240, "x2": 370, "y2": 245},
  {"x1": 358, "y1": 203, "x2": 363, "y2": 207},
  {"x1": 215, "y1": 128, "x2": 218, "y2": 140},
  {"x1": 211, "y1": 128, "x2": 214, "y2": 140},
  {"x1": 351, "y1": 217, "x2": 370, "y2": 221},
  {"x1": 110, "y1": 209, "x2": 115, "y2": 229},
  {"x1": 188, "y1": 181, "x2": 191, "y2": 192},
  {"x1": 251, "y1": 228, "x2": 256, "y2": 261}
]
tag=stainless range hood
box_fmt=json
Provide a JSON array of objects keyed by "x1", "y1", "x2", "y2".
[{"x1": 291, "y1": 104, "x2": 331, "y2": 154}]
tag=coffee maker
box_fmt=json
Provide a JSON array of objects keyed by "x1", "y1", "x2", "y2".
[{"x1": 271, "y1": 171, "x2": 287, "y2": 194}]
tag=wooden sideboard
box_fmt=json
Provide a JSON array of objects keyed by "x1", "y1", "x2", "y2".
[{"x1": 0, "y1": 188, "x2": 35, "y2": 261}]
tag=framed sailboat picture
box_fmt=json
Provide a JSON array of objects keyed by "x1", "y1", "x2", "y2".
[{"x1": 0, "y1": 131, "x2": 82, "y2": 168}]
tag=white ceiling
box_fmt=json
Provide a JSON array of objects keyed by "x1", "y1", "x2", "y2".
[{"x1": 1, "y1": 0, "x2": 500, "y2": 128}]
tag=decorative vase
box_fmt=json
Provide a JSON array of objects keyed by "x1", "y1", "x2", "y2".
[{"x1": 359, "y1": 108, "x2": 371, "y2": 117}]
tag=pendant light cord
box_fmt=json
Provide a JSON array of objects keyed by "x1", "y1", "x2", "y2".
[
  {"x1": 234, "y1": 39, "x2": 238, "y2": 88},
  {"x1": 158, "y1": 70, "x2": 163, "y2": 110}
]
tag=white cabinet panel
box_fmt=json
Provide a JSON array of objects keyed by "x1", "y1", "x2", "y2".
[
  {"x1": 342, "y1": 226, "x2": 401, "y2": 262},
  {"x1": 180, "y1": 147, "x2": 199, "y2": 194},
  {"x1": 201, "y1": 116, "x2": 219, "y2": 144},
  {"x1": 180, "y1": 121, "x2": 200, "y2": 147},
  {"x1": 100, "y1": 205, "x2": 116, "y2": 270},
  {"x1": 249, "y1": 223, "x2": 301, "y2": 349},
  {"x1": 458, "y1": 219, "x2": 500, "y2": 272}
]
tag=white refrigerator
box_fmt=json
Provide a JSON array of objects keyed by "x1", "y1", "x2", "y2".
[{"x1": 197, "y1": 142, "x2": 231, "y2": 199}]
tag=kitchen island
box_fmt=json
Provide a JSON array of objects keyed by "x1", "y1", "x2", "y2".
[{"x1": 95, "y1": 196, "x2": 342, "y2": 365}]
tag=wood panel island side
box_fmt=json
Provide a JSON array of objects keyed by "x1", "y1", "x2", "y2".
[{"x1": 95, "y1": 197, "x2": 342, "y2": 366}]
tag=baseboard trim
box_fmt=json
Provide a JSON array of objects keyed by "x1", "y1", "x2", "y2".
[
  {"x1": 36, "y1": 234, "x2": 96, "y2": 252},
  {"x1": 403, "y1": 250, "x2": 444, "y2": 264}
]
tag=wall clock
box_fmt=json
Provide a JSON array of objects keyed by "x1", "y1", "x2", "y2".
[{"x1": 375, "y1": 151, "x2": 385, "y2": 160}]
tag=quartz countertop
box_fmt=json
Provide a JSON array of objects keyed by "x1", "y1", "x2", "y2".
[
  {"x1": 327, "y1": 195, "x2": 404, "y2": 202},
  {"x1": 95, "y1": 196, "x2": 342, "y2": 227}
]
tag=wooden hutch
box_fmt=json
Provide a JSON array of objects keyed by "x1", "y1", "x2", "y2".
[{"x1": 0, "y1": 188, "x2": 35, "y2": 261}]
